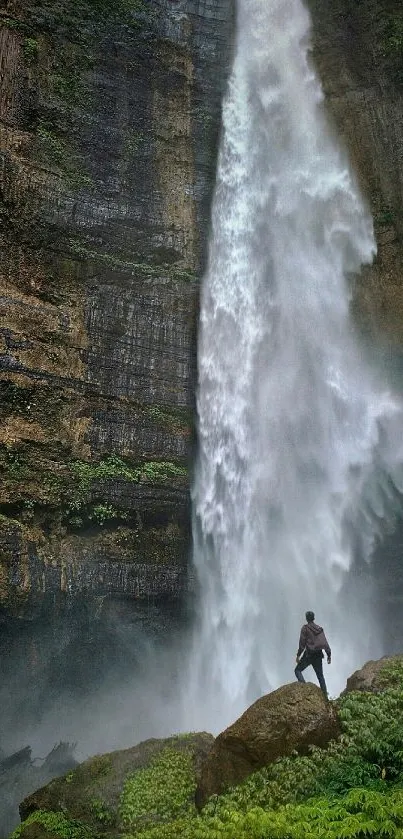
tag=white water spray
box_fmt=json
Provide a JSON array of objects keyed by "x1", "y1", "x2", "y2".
[{"x1": 186, "y1": 0, "x2": 403, "y2": 730}]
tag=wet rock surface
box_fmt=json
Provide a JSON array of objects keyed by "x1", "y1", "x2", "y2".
[
  {"x1": 343, "y1": 654, "x2": 403, "y2": 694},
  {"x1": 0, "y1": 0, "x2": 234, "y2": 613},
  {"x1": 195, "y1": 682, "x2": 341, "y2": 808}
]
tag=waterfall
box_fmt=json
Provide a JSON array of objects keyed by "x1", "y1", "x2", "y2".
[{"x1": 185, "y1": 0, "x2": 403, "y2": 731}]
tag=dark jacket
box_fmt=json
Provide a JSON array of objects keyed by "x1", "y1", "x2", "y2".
[{"x1": 297, "y1": 622, "x2": 331, "y2": 658}]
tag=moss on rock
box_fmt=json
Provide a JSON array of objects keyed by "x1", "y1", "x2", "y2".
[{"x1": 19, "y1": 734, "x2": 214, "y2": 834}]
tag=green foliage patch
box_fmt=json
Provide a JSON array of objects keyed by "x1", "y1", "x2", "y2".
[
  {"x1": 119, "y1": 746, "x2": 196, "y2": 829},
  {"x1": 15, "y1": 663, "x2": 403, "y2": 839},
  {"x1": 66, "y1": 456, "x2": 187, "y2": 525},
  {"x1": 127, "y1": 661, "x2": 403, "y2": 838},
  {"x1": 70, "y1": 456, "x2": 186, "y2": 501},
  {"x1": 11, "y1": 809, "x2": 96, "y2": 839},
  {"x1": 147, "y1": 405, "x2": 193, "y2": 435},
  {"x1": 89, "y1": 797, "x2": 114, "y2": 826},
  {"x1": 23, "y1": 37, "x2": 39, "y2": 62},
  {"x1": 0, "y1": 445, "x2": 187, "y2": 527},
  {"x1": 124, "y1": 787, "x2": 403, "y2": 839}
]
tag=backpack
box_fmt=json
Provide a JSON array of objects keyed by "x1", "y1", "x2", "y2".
[{"x1": 306, "y1": 624, "x2": 328, "y2": 653}]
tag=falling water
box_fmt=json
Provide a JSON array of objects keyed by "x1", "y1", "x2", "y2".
[{"x1": 186, "y1": 0, "x2": 403, "y2": 730}]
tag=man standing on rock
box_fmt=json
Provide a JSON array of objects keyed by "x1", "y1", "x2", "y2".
[{"x1": 295, "y1": 611, "x2": 331, "y2": 698}]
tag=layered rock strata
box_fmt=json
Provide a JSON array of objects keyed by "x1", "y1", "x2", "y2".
[
  {"x1": 0, "y1": 0, "x2": 234, "y2": 614},
  {"x1": 2, "y1": 0, "x2": 403, "y2": 616}
]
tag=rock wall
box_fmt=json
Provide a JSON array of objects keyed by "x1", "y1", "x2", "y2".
[
  {"x1": 0, "y1": 0, "x2": 234, "y2": 615},
  {"x1": 308, "y1": 0, "x2": 403, "y2": 344},
  {"x1": 2, "y1": 0, "x2": 403, "y2": 618}
]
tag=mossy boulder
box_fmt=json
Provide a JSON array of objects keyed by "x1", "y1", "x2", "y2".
[
  {"x1": 343, "y1": 655, "x2": 403, "y2": 694},
  {"x1": 17, "y1": 733, "x2": 213, "y2": 838},
  {"x1": 195, "y1": 682, "x2": 340, "y2": 809}
]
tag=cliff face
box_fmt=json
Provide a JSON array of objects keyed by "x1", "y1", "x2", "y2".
[
  {"x1": 2, "y1": 0, "x2": 403, "y2": 618},
  {"x1": 0, "y1": 0, "x2": 234, "y2": 615},
  {"x1": 308, "y1": 0, "x2": 403, "y2": 344}
]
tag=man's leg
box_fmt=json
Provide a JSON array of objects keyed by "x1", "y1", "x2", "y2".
[
  {"x1": 311, "y1": 655, "x2": 328, "y2": 698},
  {"x1": 295, "y1": 651, "x2": 310, "y2": 683}
]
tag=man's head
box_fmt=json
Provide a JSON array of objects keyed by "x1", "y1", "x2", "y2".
[{"x1": 305, "y1": 611, "x2": 315, "y2": 623}]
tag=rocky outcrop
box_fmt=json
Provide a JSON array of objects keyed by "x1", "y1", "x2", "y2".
[
  {"x1": 0, "y1": 743, "x2": 76, "y2": 839},
  {"x1": 343, "y1": 654, "x2": 403, "y2": 694},
  {"x1": 195, "y1": 683, "x2": 340, "y2": 808},
  {"x1": 0, "y1": 0, "x2": 234, "y2": 614},
  {"x1": 20, "y1": 732, "x2": 214, "y2": 835}
]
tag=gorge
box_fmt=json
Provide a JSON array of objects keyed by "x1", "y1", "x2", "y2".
[{"x1": 2, "y1": 0, "x2": 403, "y2": 833}]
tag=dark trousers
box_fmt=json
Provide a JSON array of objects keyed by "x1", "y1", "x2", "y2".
[{"x1": 295, "y1": 650, "x2": 328, "y2": 697}]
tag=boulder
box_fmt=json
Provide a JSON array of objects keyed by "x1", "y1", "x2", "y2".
[
  {"x1": 343, "y1": 655, "x2": 403, "y2": 694},
  {"x1": 19, "y1": 732, "x2": 213, "y2": 836},
  {"x1": 195, "y1": 682, "x2": 340, "y2": 808}
]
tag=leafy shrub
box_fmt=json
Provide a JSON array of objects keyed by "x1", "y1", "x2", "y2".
[
  {"x1": 11, "y1": 810, "x2": 96, "y2": 839},
  {"x1": 119, "y1": 747, "x2": 196, "y2": 829},
  {"x1": 125, "y1": 787, "x2": 403, "y2": 838},
  {"x1": 23, "y1": 37, "x2": 39, "y2": 62},
  {"x1": 15, "y1": 661, "x2": 403, "y2": 839}
]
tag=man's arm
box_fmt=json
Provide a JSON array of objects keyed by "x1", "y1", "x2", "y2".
[
  {"x1": 324, "y1": 635, "x2": 331, "y2": 662},
  {"x1": 296, "y1": 626, "x2": 307, "y2": 658}
]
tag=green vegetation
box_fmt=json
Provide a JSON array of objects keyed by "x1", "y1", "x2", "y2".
[
  {"x1": 48, "y1": 61, "x2": 90, "y2": 109},
  {"x1": 70, "y1": 455, "x2": 186, "y2": 497},
  {"x1": 65, "y1": 456, "x2": 187, "y2": 524},
  {"x1": 37, "y1": 125, "x2": 69, "y2": 166},
  {"x1": 23, "y1": 37, "x2": 39, "y2": 62},
  {"x1": 89, "y1": 798, "x2": 114, "y2": 826},
  {"x1": 2, "y1": 17, "x2": 29, "y2": 33},
  {"x1": 88, "y1": 503, "x2": 128, "y2": 526},
  {"x1": 120, "y1": 747, "x2": 196, "y2": 829},
  {"x1": 11, "y1": 810, "x2": 96, "y2": 839},
  {"x1": 0, "y1": 448, "x2": 31, "y2": 481},
  {"x1": 129, "y1": 789, "x2": 403, "y2": 839},
  {"x1": 1, "y1": 443, "x2": 187, "y2": 529},
  {"x1": 147, "y1": 405, "x2": 193, "y2": 435},
  {"x1": 13, "y1": 664, "x2": 403, "y2": 838},
  {"x1": 120, "y1": 662, "x2": 403, "y2": 838},
  {"x1": 11, "y1": 0, "x2": 151, "y2": 194}
]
